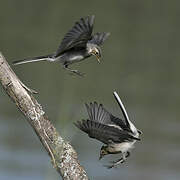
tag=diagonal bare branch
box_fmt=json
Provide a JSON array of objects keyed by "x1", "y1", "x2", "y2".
[{"x1": 0, "y1": 52, "x2": 89, "y2": 180}]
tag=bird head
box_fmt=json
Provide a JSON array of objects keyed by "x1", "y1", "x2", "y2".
[
  {"x1": 99, "y1": 145, "x2": 109, "y2": 160},
  {"x1": 87, "y1": 44, "x2": 102, "y2": 63}
]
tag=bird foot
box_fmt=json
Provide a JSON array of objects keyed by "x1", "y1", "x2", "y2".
[
  {"x1": 104, "y1": 164, "x2": 117, "y2": 169},
  {"x1": 69, "y1": 70, "x2": 85, "y2": 77},
  {"x1": 105, "y1": 158, "x2": 126, "y2": 169},
  {"x1": 63, "y1": 65, "x2": 85, "y2": 77},
  {"x1": 110, "y1": 158, "x2": 125, "y2": 164}
]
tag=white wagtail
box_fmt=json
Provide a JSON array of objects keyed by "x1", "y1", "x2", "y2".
[
  {"x1": 13, "y1": 15, "x2": 110, "y2": 76},
  {"x1": 74, "y1": 91, "x2": 142, "y2": 168}
]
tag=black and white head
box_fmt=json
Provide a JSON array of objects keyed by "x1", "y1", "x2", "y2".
[
  {"x1": 87, "y1": 32, "x2": 110, "y2": 62},
  {"x1": 99, "y1": 145, "x2": 109, "y2": 160},
  {"x1": 87, "y1": 43, "x2": 102, "y2": 62}
]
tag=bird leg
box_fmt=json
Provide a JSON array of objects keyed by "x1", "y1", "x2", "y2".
[
  {"x1": 63, "y1": 64, "x2": 85, "y2": 77},
  {"x1": 106, "y1": 151, "x2": 130, "y2": 169}
]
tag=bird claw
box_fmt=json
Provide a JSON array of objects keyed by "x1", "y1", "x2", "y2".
[
  {"x1": 64, "y1": 65, "x2": 85, "y2": 77},
  {"x1": 70, "y1": 70, "x2": 85, "y2": 77},
  {"x1": 109, "y1": 160, "x2": 119, "y2": 164},
  {"x1": 110, "y1": 158, "x2": 125, "y2": 164},
  {"x1": 105, "y1": 158, "x2": 126, "y2": 169},
  {"x1": 104, "y1": 164, "x2": 116, "y2": 169}
]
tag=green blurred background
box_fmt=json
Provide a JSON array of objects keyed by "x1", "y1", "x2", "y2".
[{"x1": 0, "y1": 0, "x2": 180, "y2": 179}]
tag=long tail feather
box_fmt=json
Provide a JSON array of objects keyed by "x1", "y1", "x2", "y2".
[
  {"x1": 113, "y1": 91, "x2": 138, "y2": 135},
  {"x1": 12, "y1": 54, "x2": 53, "y2": 65}
]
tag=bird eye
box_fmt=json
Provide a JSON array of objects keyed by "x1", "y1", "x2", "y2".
[{"x1": 102, "y1": 150, "x2": 106, "y2": 154}]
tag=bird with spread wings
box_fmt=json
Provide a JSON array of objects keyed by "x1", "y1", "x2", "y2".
[
  {"x1": 13, "y1": 15, "x2": 110, "y2": 76},
  {"x1": 75, "y1": 92, "x2": 142, "y2": 168}
]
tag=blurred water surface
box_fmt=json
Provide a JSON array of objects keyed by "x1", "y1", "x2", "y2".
[{"x1": 0, "y1": 0, "x2": 180, "y2": 179}]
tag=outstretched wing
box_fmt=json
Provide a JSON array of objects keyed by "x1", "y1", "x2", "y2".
[
  {"x1": 85, "y1": 102, "x2": 127, "y2": 130},
  {"x1": 85, "y1": 102, "x2": 112, "y2": 124},
  {"x1": 87, "y1": 32, "x2": 110, "y2": 46},
  {"x1": 74, "y1": 120, "x2": 140, "y2": 144},
  {"x1": 55, "y1": 15, "x2": 95, "y2": 57}
]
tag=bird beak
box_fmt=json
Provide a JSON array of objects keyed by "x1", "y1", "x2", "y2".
[
  {"x1": 91, "y1": 51, "x2": 101, "y2": 63},
  {"x1": 96, "y1": 55, "x2": 101, "y2": 63}
]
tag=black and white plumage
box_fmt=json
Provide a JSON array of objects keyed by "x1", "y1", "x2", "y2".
[
  {"x1": 13, "y1": 15, "x2": 110, "y2": 76},
  {"x1": 74, "y1": 91, "x2": 142, "y2": 168}
]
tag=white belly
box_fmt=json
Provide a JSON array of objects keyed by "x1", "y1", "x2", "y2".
[
  {"x1": 55, "y1": 54, "x2": 84, "y2": 64},
  {"x1": 68, "y1": 55, "x2": 84, "y2": 63},
  {"x1": 108, "y1": 141, "x2": 135, "y2": 153}
]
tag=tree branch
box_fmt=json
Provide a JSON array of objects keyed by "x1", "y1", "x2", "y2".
[{"x1": 0, "y1": 52, "x2": 89, "y2": 180}]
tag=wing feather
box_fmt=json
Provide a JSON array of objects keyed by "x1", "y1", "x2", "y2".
[
  {"x1": 74, "y1": 120, "x2": 140, "y2": 144},
  {"x1": 88, "y1": 32, "x2": 110, "y2": 46},
  {"x1": 55, "y1": 15, "x2": 95, "y2": 56},
  {"x1": 85, "y1": 102, "x2": 126, "y2": 129}
]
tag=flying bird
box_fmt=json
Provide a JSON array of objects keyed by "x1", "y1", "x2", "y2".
[
  {"x1": 74, "y1": 92, "x2": 142, "y2": 168},
  {"x1": 13, "y1": 15, "x2": 110, "y2": 76}
]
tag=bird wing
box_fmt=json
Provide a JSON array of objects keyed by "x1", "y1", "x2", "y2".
[
  {"x1": 55, "y1": 15, "x2": 95, "y2": 57},
  {"x1": 87, "y1": 32, "x2": 110, "y2": 46},
  {"x1": 74, "y1": 120, "x2": 140, "y2": 145},
  {"x1": 110, "y1": 114, "x2": 130, "y2": 131},
  {"x1": 85, "y1": 102, "x2": 127, "y2": 129},
  {"x1": 85, "y1": 102, "x2": 112, "y2": 124}
]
